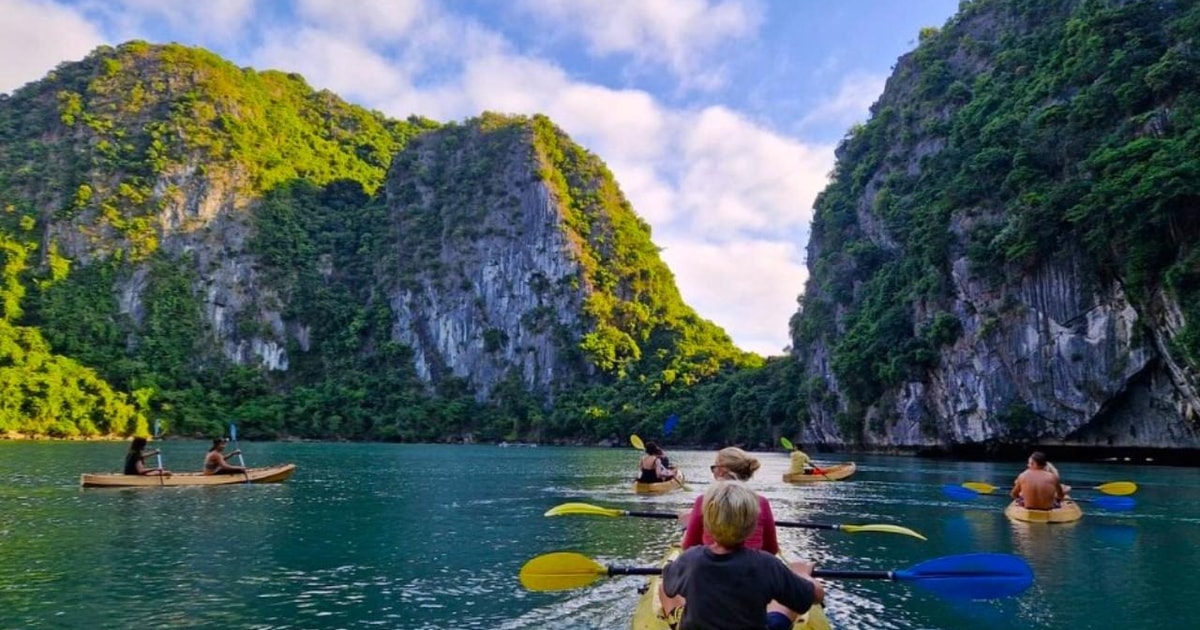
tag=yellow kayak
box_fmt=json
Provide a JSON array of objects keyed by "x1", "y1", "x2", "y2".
[
  {"x1": 630, "y1": 546, "x2": 830, "y2": 630},
  {"x1": 782, "y1": 462, "x2": 856, "y2": 483},
  {"x1": 1004, "y1": 499, "x2": 1083, "y2": 523},
  {"x1": 81, "y1": 464, "x2": 296, "y2": 487},
  {"x1": 633, "y1": 472, "x2": 686, "y2": 494}
]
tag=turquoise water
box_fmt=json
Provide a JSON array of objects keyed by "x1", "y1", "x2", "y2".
[{"x1": 1, "y1": 442, "x2": 1196, "y2": 629}]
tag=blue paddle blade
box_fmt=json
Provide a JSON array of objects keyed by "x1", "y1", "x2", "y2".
[
  {"x1": 230, "y1": 423, "x2": 237, "y2": 441},
  {"x1": 1092, "y1": 496, "x2": 1135, "y2": 511},
  {"x1": 664, "y1": 414, "x2": 678, "y2": 436},
  {"x1": 896, "y1": 553, "x2": 1033, "y2": 600},
  {"x1": 942, "y1": 484, "x2": 981, "y2": 500}
]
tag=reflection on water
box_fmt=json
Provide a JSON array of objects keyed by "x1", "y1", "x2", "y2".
[{"x1": 0, "y1": 442, "x2": 1198, "y2": 629}]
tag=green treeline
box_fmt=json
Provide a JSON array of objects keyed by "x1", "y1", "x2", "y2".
[{"x1": 794, "y1": 0, "x2": 1200, "y2": 438}]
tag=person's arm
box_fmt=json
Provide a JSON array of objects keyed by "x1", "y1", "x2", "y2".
[
  {"x1": 655, "y1": 457, "x2": 674, "y2": 479},
  {"x1": 760, "y1": 498, "x2": 779, "y2": 555},
  {"x1": 680, "y1": 496, "x2": 705, "y2": 549},
  {"x1": 1010, "y1": 472, "x2": 1023, "y2": 499},
  {"x1": 782, "y1": 559, "x2": 823, "y2": 607}
]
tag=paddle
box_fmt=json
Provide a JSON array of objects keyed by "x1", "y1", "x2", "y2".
[
  {"x1": 631, "y1": 434, "x2": 690, "y2": 490},
  {"x1": 230, "y1": 422, "x2": 250, "y2": 482},
  {"x1": 942, "y1": 484, "x2": 1136, "y2": 510},
  {"x1": 153, "y1": 419, "x2": 165, "y2": 486},
  {"x1": 780, "y1": 437, "x2": 829, "y2": 478},
  {"x1": 544, "y1": 502, "x2": 927, "y2": 540},
  {"x1": 962, "y1": 481, "x2": 1137, "y2": 496},
  {"x1": 519, "y1": 551, "x2": 1033, "y2": 600}
]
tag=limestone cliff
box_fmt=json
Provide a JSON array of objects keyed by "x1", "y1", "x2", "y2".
[{"x1": 791, "y1": 0, "x2": 1200, "y2": 453}]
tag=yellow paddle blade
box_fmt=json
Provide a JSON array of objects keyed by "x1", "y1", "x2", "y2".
[
  {"x1": 840, "y1": 524, "x2": 928, "y2": 540},
  {"x1": 1095, "y1": 481, "x2": 1137, "y2": 496},
  {"x1": 544, "y1": 502, "x2": 625, "y2": 518},
  {"x1": 962, "y1": 482, "x2": 999, "y2": 494},
  {"x1": 519, "y1": 552, "x2": 607, "y2": 591},
  {"x1": 780, "y1": 436, "x2": 795, "y2": 451},
  {"x1": 630, "y1": 434, "x2": 645, "y2": 451}
]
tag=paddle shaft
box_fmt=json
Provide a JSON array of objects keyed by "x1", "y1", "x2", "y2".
[
  {"x1": 605, "y1": 565, "x2": 891, "y2": 580},
  {"x1": 622, "y1": 510, "x2": 844, "y2": 532}
]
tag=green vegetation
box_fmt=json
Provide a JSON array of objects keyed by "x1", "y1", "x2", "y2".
[{"x1": 793, "y1": 0, "x2": 1200, "y2": 439}]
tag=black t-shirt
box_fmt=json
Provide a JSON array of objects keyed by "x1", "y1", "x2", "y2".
[{"x1": 662, "y1": 546, "x2": 815, "y2": 630}]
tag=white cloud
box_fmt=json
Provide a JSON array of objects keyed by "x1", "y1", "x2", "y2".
[
  {"x1": 250, "y1": 28, "x2": 411, "y2": 105},
  {"x1": 0, "y1": 0, "x2": 105, "y2": 94},
  {"x1": 661, "y1": 237, "x2": 808, "y2": 356},
  {"x1": 296, "y1": 0, "x2": 423, "y2": 42},
  {"x1": 675, "y1": 107, "x2": 834, "y2": 238},
  {"x1": 798, "y1": 72, "x2": 885, "y2": 130},
  {"x1": 99, "y1": 0, "x2": 257, "y2": 44},
  {"x1": 515, "y1": 0, "x2": 761, "y2": 87}
]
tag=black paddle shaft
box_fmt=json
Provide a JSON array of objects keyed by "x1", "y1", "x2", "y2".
[
  {"x1": 624, "y1": 510, "x2": 840, "y2": 532},
  {"x1": 606, "y1": 566, "x2": 893, "y2": 580}
]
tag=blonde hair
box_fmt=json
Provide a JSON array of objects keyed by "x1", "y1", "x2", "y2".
[
  {"x1": 715, "y1": 447, "x2": 761, "y2": 481},
  {"x1": 701, "y1": 481, "x2": 760, "y2": 546}
]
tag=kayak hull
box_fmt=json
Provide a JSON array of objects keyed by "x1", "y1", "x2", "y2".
[
  {"x1": 631, "y1": 546, "x2": 829, "y2": 629},
  {"x1": 783, "y1": 462, "x2": 856, "y2": 483},
  {"x1": 633, "y1": 472, "x2": 686, "y2": 494},
  {"x1": 80, "y1": 463, "x2": 296, "y2": 487},
  {"x1": 1004, "y1": 499, "x2": 1083, "y2": 523}
]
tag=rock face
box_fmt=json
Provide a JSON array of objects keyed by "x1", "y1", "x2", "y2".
[
  {"x1": 792, "y1": 0, "x2": 1200, "y2": 452},
  {"x1": 383, "y1": 121, "x2": 592, "y2": 398}
]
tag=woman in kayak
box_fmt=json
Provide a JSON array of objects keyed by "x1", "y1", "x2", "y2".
[
  {"x1": 637, "y1": 441, "x2": 677, "y2": 483},
  {"x1": 661, "y1": 481, "x2": 822, "y2": 630},
  {"x1": 681, "y1": 447, "x2": 777, "y2": 553},
  {"x1": 124, "y1": 436, "x2": 171, "y2": 476},
  {"x1": 203, "y1": 438, "x2": 248, "y2": 475}
]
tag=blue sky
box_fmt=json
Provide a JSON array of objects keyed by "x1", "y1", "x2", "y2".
[{"x1": 0, "y1": 0, "x2": 962, "y2": 355}]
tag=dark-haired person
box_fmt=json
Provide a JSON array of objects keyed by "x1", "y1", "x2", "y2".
[
  {"x1": 203, "y1": 438, "x2": 247, "y2": 475},
  {"x1": 1010, "y1": 451, "x2": 1064, "y2": 510},
  {"x1": 124, "y1": 436, "x2": 171, "y2": 476},
  {"x1": 638, "y1": 441, "x2": 677, "y2": 483}
]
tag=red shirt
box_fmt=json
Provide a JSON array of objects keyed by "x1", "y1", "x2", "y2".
[{"x1": 680, "y1": 493, "x2": 779, "y2": 554}]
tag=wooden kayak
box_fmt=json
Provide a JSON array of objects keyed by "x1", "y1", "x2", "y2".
[
  {"x1": 80, "y1": 463, "x2": 296, "y2": 488},
  {"x1": 630, "y1": 545, "x2": 830, "y2": 630},
  {"x1": 1004, "y1": 499, "x2": 1083, "y2": 523},
  {"x1": 782, "y1": 462, "x2": 856, "y2": 483},
  {"x1": 633, "y1": 472, "x2": 686, "y2": 494}
]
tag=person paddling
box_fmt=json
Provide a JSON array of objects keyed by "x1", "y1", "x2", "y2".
[
  {"x1": 638, "y1": 441, "x2": 677, "y2": 483},
  {"x1": 660, "y1": 481, "x2": 823, "y2": 630},
  {"x1": 203, "y1": 438, "x2": 248, "y2": 475},
  {"x1": 124, "y1": 436, "x2": 171, "y2": 476},
  {"x1": 1010, "y1": 451, "x2": 1064, "y2": 510}
]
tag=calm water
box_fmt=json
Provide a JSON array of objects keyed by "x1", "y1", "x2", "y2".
[{"x1": 1, "y1": 442, "x2": 1197, "y2": 629}]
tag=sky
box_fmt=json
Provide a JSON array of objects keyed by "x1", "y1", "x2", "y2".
[{"x1": 0, "y1": 0, "x2": 963, "y2": 356}]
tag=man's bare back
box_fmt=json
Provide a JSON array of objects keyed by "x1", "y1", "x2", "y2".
[{"x1": 1012, "y1": 468, "x2": 1061, "y2": 510}]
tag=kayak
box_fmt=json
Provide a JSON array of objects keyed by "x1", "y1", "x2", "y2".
[
  {"x1": 782, "y1": 462, "x2": 856, "y2": 483},
  {"x1": 633, "y1": 472, "x2": 686, "y2": 494},
  {"x1": 80, "y1": 463, "x2": 297, "y2": 488},
  {"x1": 631, "y1": 545, "x2": 830, "y2": 630},
  {"x1": 1004, "y1": 499, "x2": 1083, "y2": 523}
]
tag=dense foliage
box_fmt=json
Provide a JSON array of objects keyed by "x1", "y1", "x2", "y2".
[{"x1": 793, "y1": 0, "x2": 1200, "y2": 439}]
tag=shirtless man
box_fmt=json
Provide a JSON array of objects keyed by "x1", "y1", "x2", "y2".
[
  {"x1": 1010, "y1": 451, "x2": 1064, "y2": 509},
  {"x1": 203, "y1": 438, "x2": 247, "y2": 475}
]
